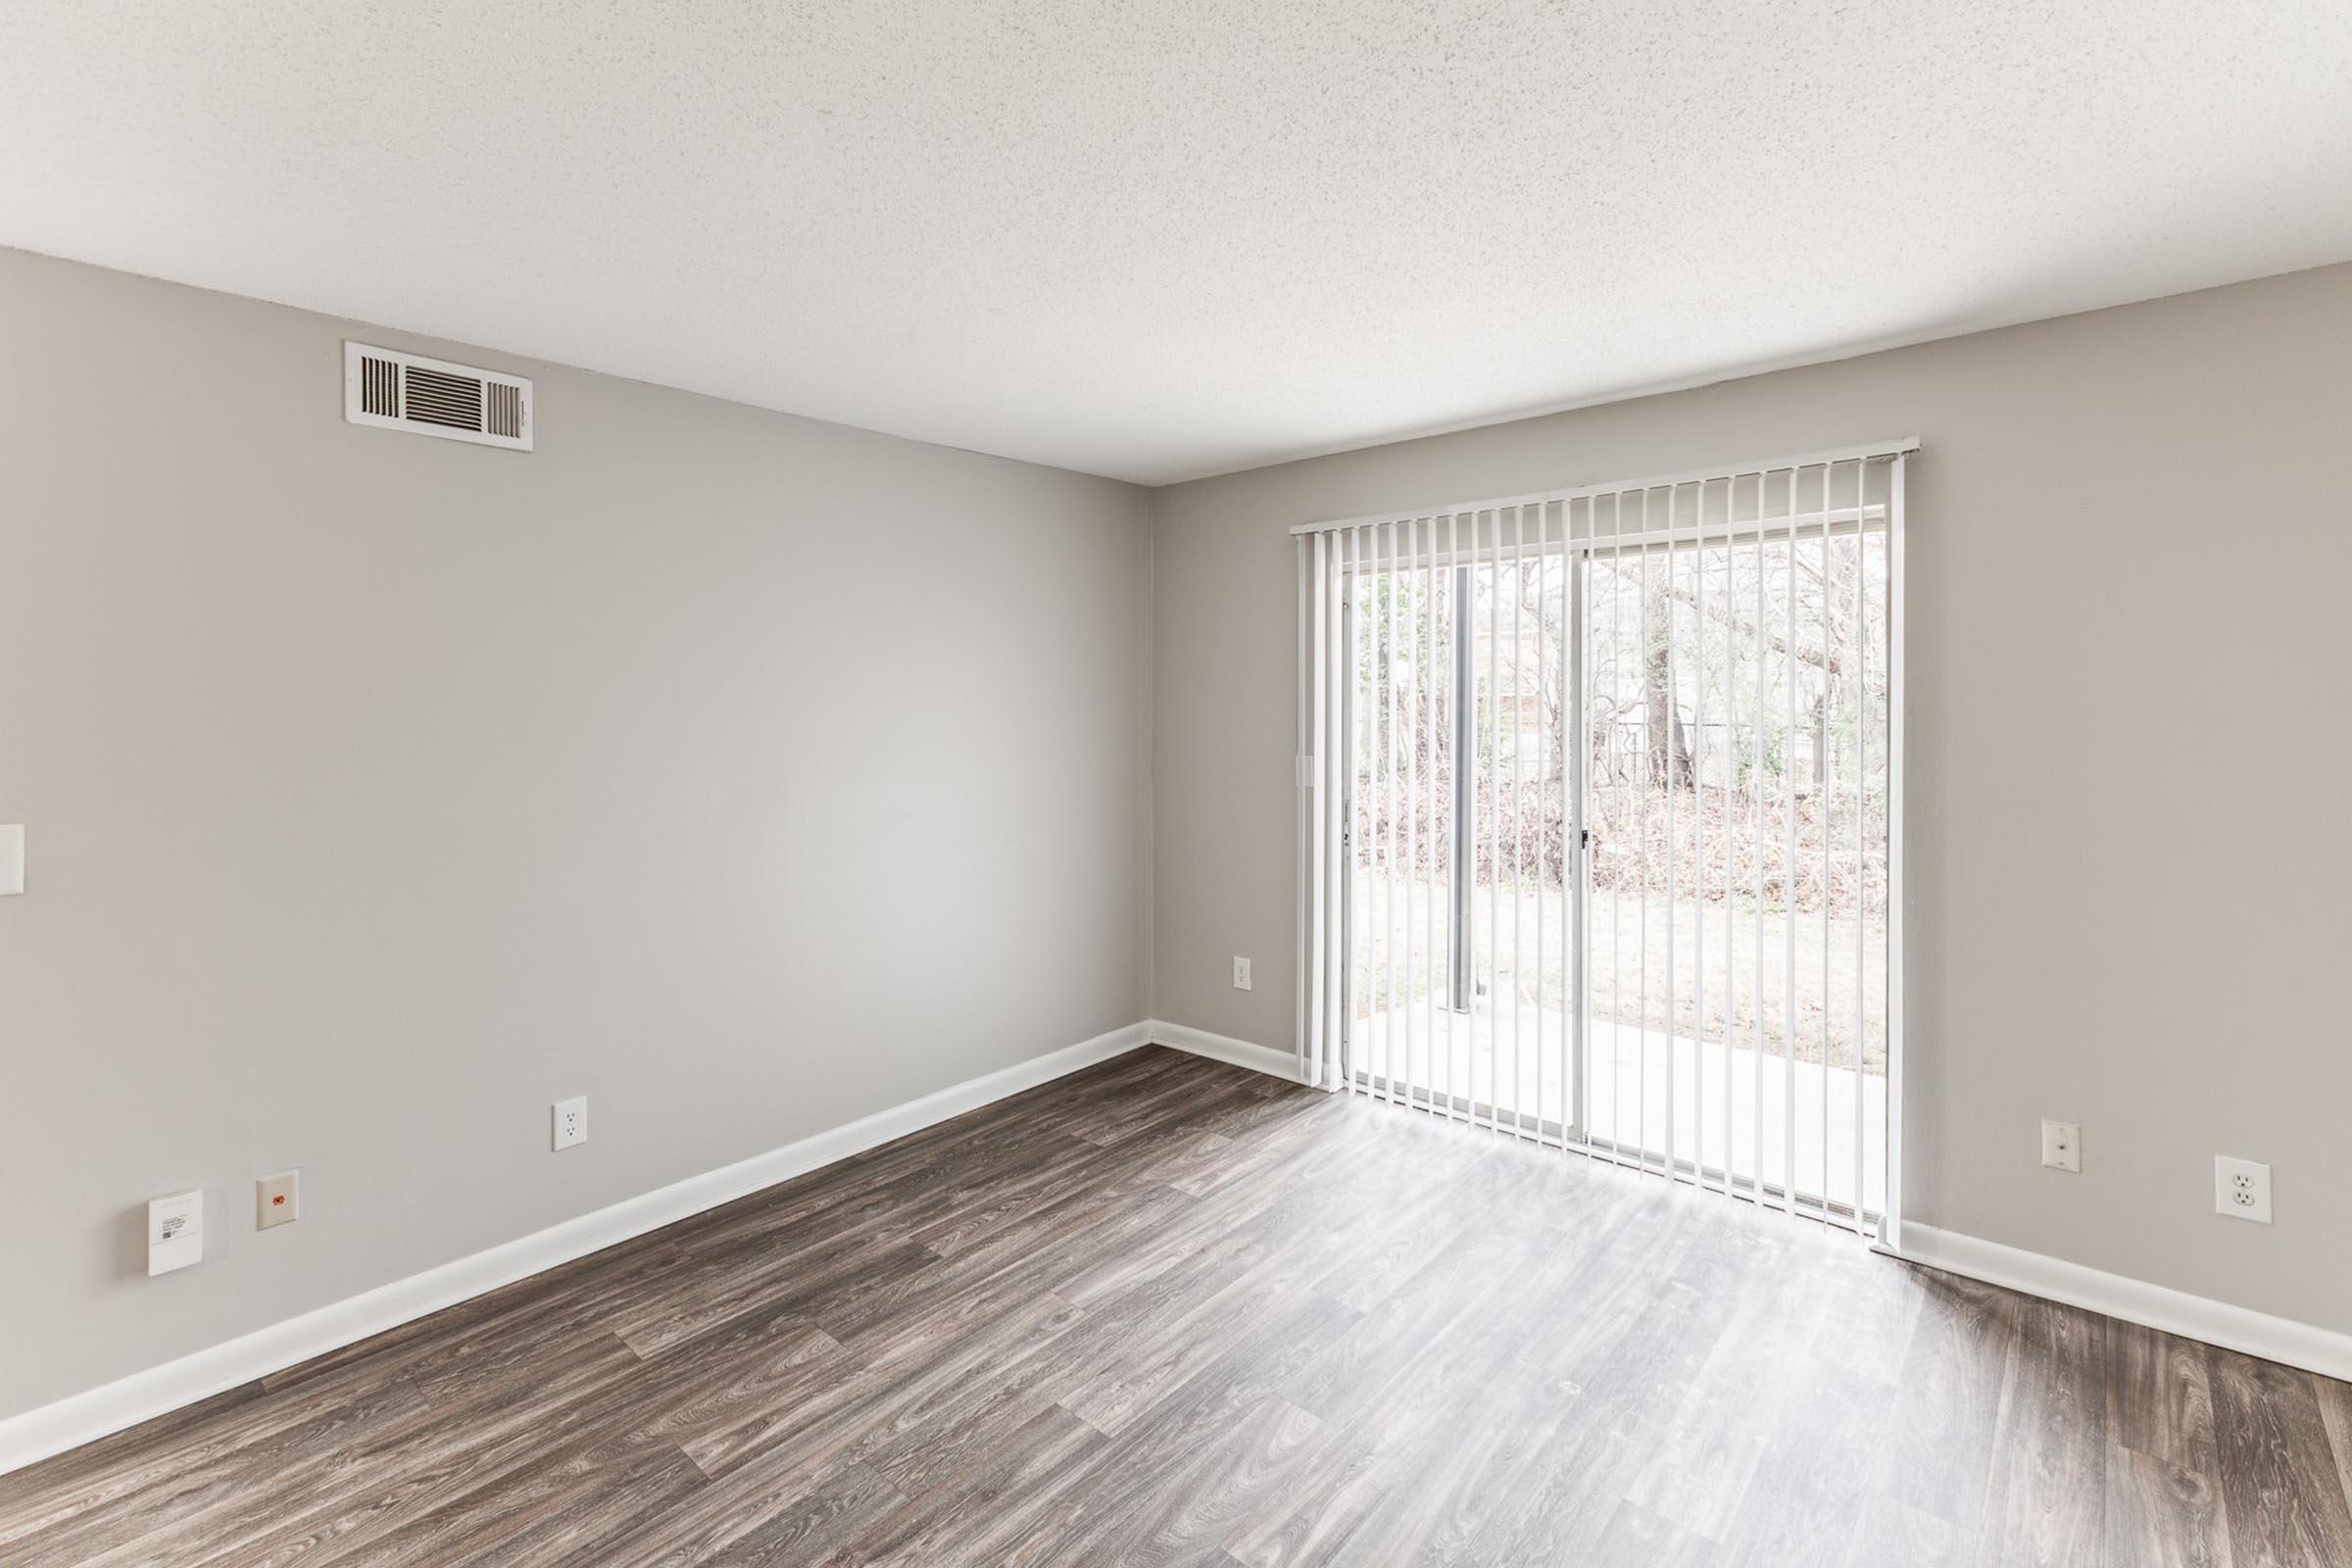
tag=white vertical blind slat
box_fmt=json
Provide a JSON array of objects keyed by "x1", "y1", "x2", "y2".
[
  {"x1": 1843, "y1": 472, "x2": 1862, "y2": 1231},
  {"x1": 1404, "y1": 518, "x2": 1421, "y2": 1111},
  {"x1": 1425, "y1": 515, "x2": 1442, "y2": 1116},
  {"x1": 1296, "y1": 532, "x2": 1310, "y2": 1086},
  {"x1": 1386, "y1": 517, "x2": 1402, "y2": 1109},
  {"x1": 1511, "y1": 502, "x2": 1528, "y2": 1140},
  {"x1": 1345, "y1": 526, "x2": 1360, "y2": 1099},
  {"x1": 1639, "y1": 493, "x2": 1654, "y2": 1175},
  {"x1": 1665, "y1": 485, "x2": 1681, "y2": 1184},
  {"x1": 1524, "y1": 505, "x2": 1543, "y2": 1142},
  {"x1": 1694, "y1": 482, "x2": 1709, "y2": 1190},
  {"x1": 1753, "y1": 475, "x2": 1771, "y2": 1207},
  {"x1": 1570, "y1": 503, "x2": 1591, "y2": 1162},
  {"x1": 1825, "y1": 465, "x2": 1843, "y2": 1222},
  {"x1": 1305, "y1": 531, "x2": 1324, "y2": 1087},
  {"x1": 1724, "y1": 478, "x2": 1741, "y2": 1197},
  {"x1": 1883, "y1": 454, "x2": 1908, "y2": 1244},
  {"x1": 1613, "y1": 494, "x2": 1631, "y2": 1171},
  {"x1": 1442, "y1": 512, "x2": 1457, "y2": 1120},
  {"x1": 1487, "y1": 507, "x2": 1502, "y2": 1137},
  {"x1": 1784, "y1": 469, "x2": 1802, "y2": 1220}
]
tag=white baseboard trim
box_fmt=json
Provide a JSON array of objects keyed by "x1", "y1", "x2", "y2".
[
  {"x1": 1146, "y1": 1019, "x2": 1303, "y2": 1083},
  {"x1": 1886, "y1": 1222, "x2": 2352, "y2": 1382},
  {"x1": 26, "y1": 1025, "x2": 2331, "y2": 1478},
  {"x1": 0, "y1": 1020, "x2": 1152, "y2": 1478}
]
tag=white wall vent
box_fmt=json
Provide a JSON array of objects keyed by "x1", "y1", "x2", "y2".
[{"x1": 343, "y1": 342, "x2": 532, "y2": 451}]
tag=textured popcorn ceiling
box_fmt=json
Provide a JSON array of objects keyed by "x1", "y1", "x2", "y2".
[{"x1": 4, "y1": 2, "x2": 2349, "y2": 483}]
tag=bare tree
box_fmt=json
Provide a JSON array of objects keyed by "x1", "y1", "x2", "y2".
[{"x1": 1643, "y1": 580, "x2": 1694, "y2": 789}]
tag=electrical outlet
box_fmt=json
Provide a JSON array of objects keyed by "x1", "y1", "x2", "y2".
[
  {"x1": 2039, "y1": 1118, "x2": 2081, "y2": 1173},
  {"x1": 255, "y1": 1169, "x2": 300, "y2": 1230},
  {"x1": 1232, "y1": 956, "x2": 1252, "y2": 991},
  {"x1": 2215, "y1": 1155, "x2": 2271, "y2": 1223},
  {"x1": 552, "y1": 1096, "x2": 588, "y2": 1151}
]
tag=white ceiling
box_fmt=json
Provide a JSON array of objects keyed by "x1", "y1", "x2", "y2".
[{"x1": 4, "y1": 3, "x2": 2349, "y2": 484}]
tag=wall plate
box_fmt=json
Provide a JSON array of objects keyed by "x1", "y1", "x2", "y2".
[
  {"x1": 2215, "y1": 1155, "x2": 2272, "y2": 1224},
  {"x1": 256, "y1": 1169, "x2": 300, "y2": 1230},
  {"x1": 553, "y1": 1097, "x2": 588, "y2": 1151}
]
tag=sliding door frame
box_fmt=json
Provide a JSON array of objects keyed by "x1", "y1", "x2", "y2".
[{"x1": 1295, "y1": 439, "x2": 1913, "y2": 1248}]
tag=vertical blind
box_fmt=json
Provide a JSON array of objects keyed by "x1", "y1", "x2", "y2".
[{"x1": 1297, "y1": 442, "x2": 1911, "y2": 1236}]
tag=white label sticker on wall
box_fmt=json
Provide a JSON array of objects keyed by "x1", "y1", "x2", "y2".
[{"x1": 148, "y1": 1190, "x2": 203, "y2": 1276}]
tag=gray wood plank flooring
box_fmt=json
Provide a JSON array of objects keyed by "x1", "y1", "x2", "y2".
[{"x1": 6, "y1": 1047, "x2": 2350, "y2": 1566}]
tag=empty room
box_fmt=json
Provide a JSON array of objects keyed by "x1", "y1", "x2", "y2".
[{"x1": 4, "y1": 3, "x2": 2350, "y2": 1564}]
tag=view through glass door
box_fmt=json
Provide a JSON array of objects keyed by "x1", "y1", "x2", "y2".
[
  {"x1": 1343, "y1": 460, "x2": 1893, "y2": 1227},
  {"x1": 1349, "y1": 533, "x2": 1572, "y2": 1136}
]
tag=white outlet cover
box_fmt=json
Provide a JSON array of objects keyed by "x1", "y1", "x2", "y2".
[
  {"x1": 2039, "y1": 1118, "x2": 2082, "y2": 1173},
  {"x1": 1233, "y1": 956, "x2": 1252, "y2": 991},
  {"x1": 2215, "y1": 1155, "x2": 2272, "y2": 1224},
  {"x1": 553, "y1": 1096, "x2": 589, "y2": 1151},
  {"x1": 256, "y1": 1168, "x2": 300, "y2": 1229},
  {"x1": 0, "y1": 824, "x2": 23, "y2": 896}
]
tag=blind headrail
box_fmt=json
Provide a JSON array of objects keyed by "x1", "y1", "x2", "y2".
[{"x1": 1287, "y1": 436, "x2": 1920, "y2": 535}]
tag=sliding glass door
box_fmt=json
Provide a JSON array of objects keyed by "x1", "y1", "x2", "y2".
[
  {"x1": 1308, "y1": 450, "x2": 1901, "y2": 1233},
  {"x1": 1579, "y1": 491, "x2": 1891, "y2": 1222}
]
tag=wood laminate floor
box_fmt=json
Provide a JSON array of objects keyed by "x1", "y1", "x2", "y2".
[{"x1": 8, "y1": 1047, "x2": 2351, "y2": 1566}]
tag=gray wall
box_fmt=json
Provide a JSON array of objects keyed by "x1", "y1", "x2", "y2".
[
  {"x1": 1150, "y1": 262, "x2": 2352, "y2": 1334},
  {"x1": 0, "y1": 249, "x2": 1152, "y2": 1421}
]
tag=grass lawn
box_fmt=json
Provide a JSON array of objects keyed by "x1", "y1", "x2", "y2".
[{"x1": 1352, "y1": 877, "x2": 1887, "y2": 1072}]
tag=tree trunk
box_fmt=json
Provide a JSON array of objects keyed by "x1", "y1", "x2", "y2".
[
  {"x1": 1810, "y1": 691, "x2": 1829, "y2": 793},
  {"x1": 1644, "y1": 625, "x2": 1694, "y2": 790}
]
